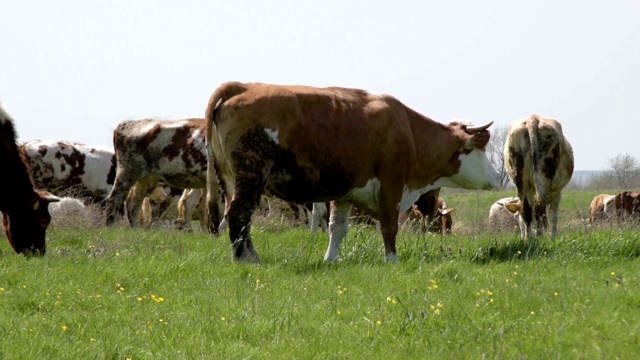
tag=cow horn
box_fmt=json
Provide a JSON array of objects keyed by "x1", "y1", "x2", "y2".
[{"x1": 466, "y1": 121, "x2": 493, "y2": 134}]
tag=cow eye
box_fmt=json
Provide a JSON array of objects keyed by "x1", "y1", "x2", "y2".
[{"x1": 39, "y1": 217, "x2": 51, "y2": 228}]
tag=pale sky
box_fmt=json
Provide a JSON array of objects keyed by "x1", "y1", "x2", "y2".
[{"x1": 2, "y1": 0, "x2": 639, "y2": 171}]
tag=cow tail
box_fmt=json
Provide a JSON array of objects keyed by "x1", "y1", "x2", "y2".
[
  {"x1": 204, "y1": 94, "x2": 226, "y2": 236},
  {"x1": 527, "y1": 116, "x2": 548, "y2": 205}
]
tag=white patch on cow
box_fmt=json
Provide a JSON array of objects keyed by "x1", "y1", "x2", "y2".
[
  {"x1": 444, "y1": 148, "x2": 500, "y2": 190},
  {"x1": 324, "y1": 202, "x2": 351, "y2": 262},
  {"x1": 310, "y1": 202, "x2": 328, "y2": 232},
  {"x1": 264, "y1": 127, "x2": 279, "y2": 144},
  {"x1": 347, "y1": 178, "x2": 381, "y2": 211},
  {"x1": 398, "y1": 186, "x2": 432, "y2": 213}
]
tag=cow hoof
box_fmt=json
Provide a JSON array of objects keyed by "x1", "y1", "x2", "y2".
[
  {"x1": 384, "y1": 253, "x2": 399, "y2": 262},
  {"x1": 235, "y1": 250, "x2": 260, "y2": 264}
]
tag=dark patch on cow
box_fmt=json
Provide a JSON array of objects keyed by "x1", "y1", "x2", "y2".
[{"x1": 106, "y1": 155, "x2": 116, "y2": 186}]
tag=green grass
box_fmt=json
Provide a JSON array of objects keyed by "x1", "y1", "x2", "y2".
[{"x1": 1, "y1": 191, "x2": 639, "y2": 359}]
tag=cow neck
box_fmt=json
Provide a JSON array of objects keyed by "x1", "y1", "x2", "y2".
[
  {"x1": 0, "y1": 130, "x2": 37, "y2": 213},
  {"x1": 406, "y1": 111, "x2": 464, "y2": 186}
]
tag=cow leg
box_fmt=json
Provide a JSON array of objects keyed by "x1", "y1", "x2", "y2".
[
  {"x1": 105, "y1": 176, "x2": 135, "y2": 226},
  {"x1": 533, "y1": 203, "x2": 548, "y2": 237},
  {"x1": 310, "y1": 202, "x2": 328, "y2": 232},
  {"x1": 379, "y1": 197, "x2": 401, "y2": 262},
  {"x1": 226, "y1": 176, "x2": 265, "y2": 263},
  {"x1": 519, "y1": 196, "x2": 534, "y2": 239},
  {"x1": 324, "y1": 201, "x2": 352, "y2": 262},
  {"x1": 177, "y1": 189, "x2": 201, "y2": 231},
  {"x1": 548, "y1": 194, "x2": 562, "y2": 237},
  {"x1": 126, "y1": 180, "x2": 154, "y2": 228}
]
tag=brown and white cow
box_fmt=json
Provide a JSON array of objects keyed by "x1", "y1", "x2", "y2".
[
  {"x1": 0, "y1": 104, "x2": 58, "y2": 255},
  {"x1": 410, "y1": 189, "x2": 453, "y2": 235},
  {"x1": 20, "y1": 140, "x2": 116, "y2": 203},
  {"x1": 588, "y1": 193, "x2": 616, "y2": 224},
  {"x1": 488, "y1": 196, "x2": 521, "y2": 232},
  {"x1": 504, "y1": 114, "x2": 574, "y2": 239},
  {"x1": 105, "y1": 118, "x2": 210, "y2": 228},
  {"x1": 205, "y1": 81, "x2": 500, "y2": 262}
]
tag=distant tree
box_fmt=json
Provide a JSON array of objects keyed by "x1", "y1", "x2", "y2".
[
  {"x1": 486, "y1": 125, "x2": 510, "y2": 188},
  {"x1": 605, "y1": 153, "x2": 640, "y2": 189}
]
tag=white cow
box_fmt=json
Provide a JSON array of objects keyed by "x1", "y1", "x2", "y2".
[{"x1": 488, "y1": 197, "x2": 521, "y2": 232}]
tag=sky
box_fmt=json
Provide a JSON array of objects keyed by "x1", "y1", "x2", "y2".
[{"x1": 2, "y1": 0, "x2": 639, "y2": 171}]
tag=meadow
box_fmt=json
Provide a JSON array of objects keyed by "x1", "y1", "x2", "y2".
[{"x1": 0, "y1": 190, "x2": 639, "y2": 359}]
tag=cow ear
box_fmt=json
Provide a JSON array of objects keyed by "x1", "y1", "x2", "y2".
[
  {"x1": 504, "y1": 203, "x2": 519, "y2": 213},
  {"x1": 38, "y1": 191, "x2": 60, "y2": 204},
  {"x1": 465, "y1": 129, "x2": 490, "y2": 150}
]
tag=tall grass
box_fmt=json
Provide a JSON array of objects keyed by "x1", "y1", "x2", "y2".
[{"x1": 0, "y1": 191, "x2": 638, "y2": 359}]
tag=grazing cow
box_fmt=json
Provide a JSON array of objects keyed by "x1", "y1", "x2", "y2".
[
  {"x1": 488, "y1": 196, "x2": 521, "y2": 232},
  {"x1": 0, "y1": 105, "x2": 58, "y2": 255},
  {"x1": 105, "y1": 118, "x2": 210, "y2": 228},
  {"x1": 20, "y1": 140, "x2": 116, "y2": 203},
  {"x1": 614, "y1": 191, "x2": 640, "y2": 221},
  {"x1": 504, "y1": 114, "x2": 574, "y2": 238},
  {"x1": 411, "y1": 189, "x2": 453, "y2": 235},
  {"x1": 205, "y1": 81, "x2": 500, "y2": 262},
  {"x1": 588, "y1": 194, "x2": 616, "y2": 224}
]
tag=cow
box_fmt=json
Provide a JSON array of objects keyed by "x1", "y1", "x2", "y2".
[
  {"x1": 488, "y1": 196, "x2": 521, "y2": 232},
  {"x1": 0, "y1": 104, "x2": 58, "y2": 255},
  {"x1": 20, "y1": 140, "x2": 116, "y2": 203},
  {"x1": 504, "y1": 114, "x2": 574, "y2": 239},
  {"x1": 204, "y1": 81, "x2": 500, "y2": 263},
  {"x1": 588, "y1": 194, "x2": 616, "y2": 224},
  {"x1": 613, "y1": 191, "x2": 640, "y2": 221},
  {"x1": 104, "y1": 118, "x2": 211, "y2": 228},
  {"x1": 410, "y1": 189, "x2": 453, "y2": 235}
]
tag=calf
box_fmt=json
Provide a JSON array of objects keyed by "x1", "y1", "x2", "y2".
[
  {"x1": 488, "y1": 197, "x2": 521, "y2": 232},
  {"x1": 0, "y1": 105, "x2": 58, "y2": 255},
  {"x1": 205, "y1": 81, "x2": 500, "y2": 262},
  {"x1": 504, "y1": 115, "x2": 574, "y2": 238},
  {"x1": 105, "y1": 118, "x2": 210, "y2": 228}
]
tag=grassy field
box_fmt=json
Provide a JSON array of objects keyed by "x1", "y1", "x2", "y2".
[{"x1": 0, "y1": 190, "x2": 639, "y2": 359}]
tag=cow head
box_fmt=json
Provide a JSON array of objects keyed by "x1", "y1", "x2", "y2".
[
  {"x1": 439, "y1": 122, "x2": 500, "y2": 191},
  {"x1": 431, "y1": 207, "x2": 454, "y2": 235},
  {"x1": 2, "y1": 191, "x2": 59, "y2": 256}
]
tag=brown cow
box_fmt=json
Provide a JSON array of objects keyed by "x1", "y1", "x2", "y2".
[
  {"x1": 205, "y1": 81, "x2": 500, "y2": 262},
  {"x1": 588, "y1": 194, "x2": 616, "y2": 224},
  {"x1": 614, "y1": 191, "x2": 640, "y2": 221},
  {"x1": 0, "y1": 104, "x2": 58, "y2": 255},
  {"x1": 411, "y1": 189, "x2": 453, "y2": 235},
  {"x1": 504, "y1": 115, "x2": 574, "y2": 238}
]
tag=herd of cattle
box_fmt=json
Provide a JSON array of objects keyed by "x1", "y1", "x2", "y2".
[{"x1": 0, "y1": 81, "x2": 632, "y2": 261}]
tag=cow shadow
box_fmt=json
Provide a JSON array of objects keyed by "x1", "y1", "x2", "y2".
[{"x1": 469, "y1": 236, "x2": 549, "y2": 264}]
